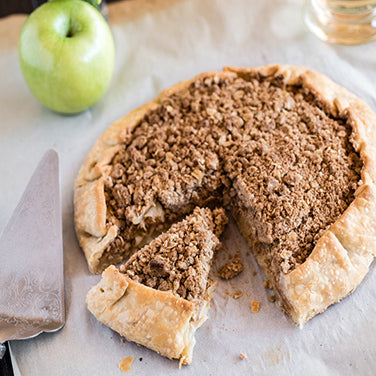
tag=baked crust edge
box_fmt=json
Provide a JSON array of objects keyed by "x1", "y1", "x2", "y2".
[{"x1": 86, "y1": 265, "x2": 213, "y2": 365}]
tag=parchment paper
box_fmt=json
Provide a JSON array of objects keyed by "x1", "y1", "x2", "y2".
[{"x1": 1, "y1": 0, "x2": 376, "y2": 375}]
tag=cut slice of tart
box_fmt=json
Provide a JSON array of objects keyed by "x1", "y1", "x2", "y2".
[{"x1": 86, "y1": 207, "x2": 227, "y2": 365}]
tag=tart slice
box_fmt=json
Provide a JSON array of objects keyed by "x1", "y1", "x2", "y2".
[{"x1": 86, "y1": 207, "x2": 227, "y2": 365}]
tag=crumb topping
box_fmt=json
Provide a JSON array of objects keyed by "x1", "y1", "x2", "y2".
[
  {"x1": 233, "y1": 290, "x2": 243, "y2": 299},
  {"x1": 217, "y1": 253, "x2": 244, "y2": 280},
  {"x1": 225, "y1": 82, "x2": 362, "y2": 275},
  {"x1": 103, "y1": 73, "x2": 362, "y2": 277},
  {"x1": 119, "y1": 356, "x2": 134, "y2": 373},
  {"x1": 251, "y1": 300, "x2": 260, "y2": 313},
  {"x1": 263, "y1": 280, "x2": 273, "y2": 289},
  {"x1": 120, "y1": 207, "x2": 227, "y2": 302}
]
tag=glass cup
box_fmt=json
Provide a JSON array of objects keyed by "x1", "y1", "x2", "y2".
[{"x1": 304, "y1": 0, "x2": 376, "y2": 44}]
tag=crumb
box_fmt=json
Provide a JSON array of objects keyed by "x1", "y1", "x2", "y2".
[
  {"x1": 246, "y1": 252, "x2": 250, "y2": 256},
  {"x1": 139, "y1": 357, "x2": 143, "y2": 362},
  {"x1": 252, "y1": 271, "x2": 257, "y2": 276},
  {"x1": 263, "y1": 280, "x2": 273, "y2": 289},
  {"x1": 121, "y1": 338, "x2": 125, "y2": 343},
  {"x1": 251, "y1": 300, "x2": 260, "y2": 313},
  {"x1": 239, "y1": 353, "x2": 247, "y2": 360},
  {"x1": 233, "y1": 290, "x2": 243, "y2": 299},
  {"x1": 246, "y1": 292, "x2": 250, "y2": 297},
  {"x1": 217, "y1": 253, "x2": 243, "y2": 279},
  {"x1": 269, "y1": 295, "x2": 276, "y2": 302},
  {"x1": 119, "y1": 356, "x2": 134, "y2": 373},
  {"x1": 245, "y1": 280, "x2": 249, "y2": 283}
]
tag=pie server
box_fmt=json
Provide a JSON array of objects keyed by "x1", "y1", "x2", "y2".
[{"x1": 0, "y1": 150, "x2": 65, "y2": 375}]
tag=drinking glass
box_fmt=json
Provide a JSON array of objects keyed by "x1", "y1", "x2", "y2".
[{"x1": 304, "y1": 0, "x2": 376, "y2": 44}]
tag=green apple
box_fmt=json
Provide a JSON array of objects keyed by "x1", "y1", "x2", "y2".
[
  {"x1": 19, "y1": 0, "x2": 115, "y2": 114},
  {"x1": 83, "y1": 0, "x2": 102, "y2": 10}
]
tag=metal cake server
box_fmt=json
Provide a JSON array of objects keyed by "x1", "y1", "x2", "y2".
[{"x1": 0, "y1": 150, "x2": 65, "y2": 374}]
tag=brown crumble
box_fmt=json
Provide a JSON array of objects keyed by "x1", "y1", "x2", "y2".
[
  {"x1": 251, "y1": 300, "x2": 260, "y2": 313},
  {"x1": 252, "y1": 271, "x2": 257, "y2": 276},
  {"x1": 120, "y1": 338, "x2": 125, "y2": 343},
  {"x1": 269, "y1": 295, "x2": 276, "y2": 302},
  {"x1": 263, "y1": 280, "x2": 273, "y2": 289},
  {"x1": 217, "y1": 253, "x2": 244, "y2": 279},
  {"x1": 119, "y1": 357, "x2": 134, "y2": 373},
  {"x1": 233, "y1": 290, "x2": 243, "y2": 299},
  {"x1": 246, "y1": 292, "x2": 251, "y2": 297},
  {"x1": 239, "y1": 353, "x2": 247, "y2": 360}
]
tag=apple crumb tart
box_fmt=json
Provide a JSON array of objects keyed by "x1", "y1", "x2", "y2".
[{"x1": 76, "y1": 65, "x2": 376, "y2": 344}]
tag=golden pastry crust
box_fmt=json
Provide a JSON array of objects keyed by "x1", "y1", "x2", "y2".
[
  {"x1": 87, "y1": 266, "x2": 212, "y2": 365},
  {"x1": 76, "y1": 65, "x2": 376, "y2": 325}
]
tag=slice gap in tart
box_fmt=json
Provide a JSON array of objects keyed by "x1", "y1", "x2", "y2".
[{"x1": 86, "y1": 207, "x2": 228, "y2": 366}]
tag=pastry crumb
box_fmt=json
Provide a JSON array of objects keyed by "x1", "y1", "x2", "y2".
[
  {"x1": 233, "y1": 290, "x2": 243, "y2": 299},
  {"x1": 239, "y1": 353, "x2": 247, "y2": 360},
  {"x1": 251, "y1": 300, "x2": 260, "y2": 313},
  {"x1": 119, "y1": 356, "x2": 134, "y2": 373},
  {"x1": 269, "y1": 295, "x2": 276, "y2": 302},
  {"x1": 263, "y1": 279, "x2": 273, "y2": 289},
  {"x1": 252, "y1": 271, "x2": 257, "y2": 276},
  {"x1": 246, "y1": 292, "x2": 250, "y2": 297},
  {"x1": 217, "y1": 253, "x2": 243, "y2": 279},
  {"x1": 120, "y1": 338, "x2": 125, "y2": 343}
]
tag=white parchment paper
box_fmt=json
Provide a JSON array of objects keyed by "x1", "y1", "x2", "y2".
[{"x1": 1, "y1": 0, "x2": 376, "y2": 374}]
